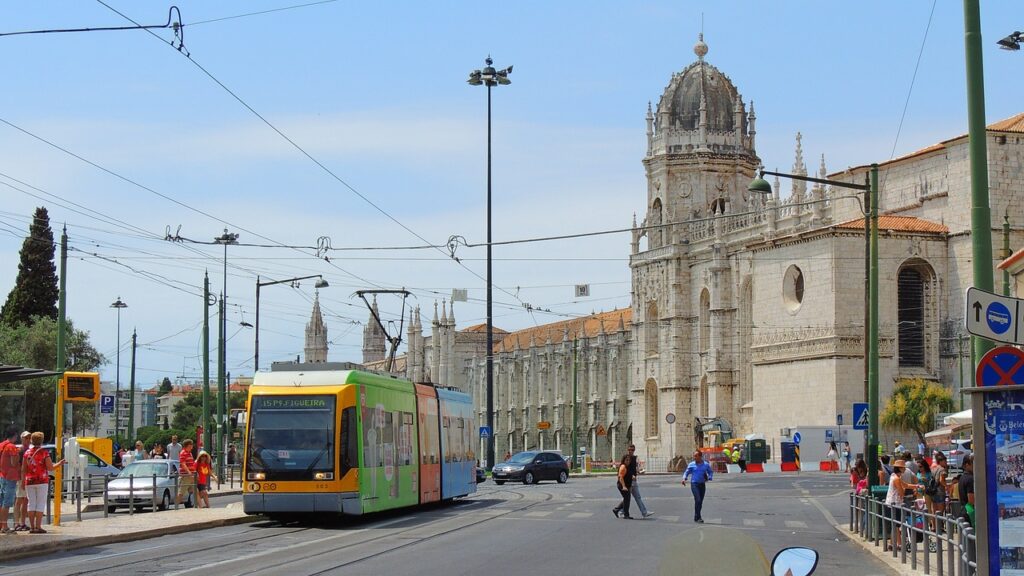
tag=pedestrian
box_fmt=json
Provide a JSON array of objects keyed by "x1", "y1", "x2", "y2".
[
  {"x1": 227, "y1": 444, "x2": 237, "y2": 466},
  {"x1": 681, "y1": 450, "x2": 714, "y2": 523},
  {"x1": 612, "y1": 452, "x2": 633, "y2": 519},
  {"x1": 503, "y1": 451, "x2": 511, "y2": 462},
  {"x1": 623, "y1": 444, "x2": 652, "y2": 518},
  {"x1": 826, "y1": 441, "x2": 839, "y2": 473},
  {"x1": 195, "y1": 450, "x2": 217, "y2": 508},
  {"x1": 894, "y1": 440, "x2": 905, "y2": 455},
  {"x1": 841, "y1": 442, "x2": 851, "y2": 472},
  {"x1": 958, "y1": 454, "x2": 975, "y2": 528},
  {"x1": 132, "y1": 441, "x2": 149, "y2": 462},
  {"x1": 176, "y1": 439, "x2": 196, "y2": 507},
  {"x1": 13, "y1": 431, "x2": 30, "y2": 532},
  {"x1": 917, "y1": 440, "x2": 926, "y2": 457},
  {"x1": 884, "y1": 459, "x2": 919, "y2": 551},
  {"x1": 22, "y1": 432, "x2": 64, "y2": 534},
  {"x1": 168, "y1": 435, "x2": 183, "y2": 461},
  {"x1": 113, "y1": 446, "x2": 125, "y2": 468},
  {"x1": 0, "y1": 427, "x2": 20, "y2": 533},
  {"x1": 929, "y1": 452, "x2": 949, "y2": 521},
  {"x1": 736, "y1": 444, "x2": 747, "y2": 473},
  {"x1": 150, "y1": 443, "x2": 167, "y2": 459}
]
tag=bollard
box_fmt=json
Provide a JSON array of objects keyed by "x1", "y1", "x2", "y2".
[
  {"x1": 173, "y1": 472, "x2": 179, "y2": 510},
  {"x1": 102, "y1": 475, "x2": 109, "y2": 518},
  {"x1": 76, "y1": 476, "x2": 82, "y2": 522},
  {"x1": 128, "y1": 474, "x2": 134, "y2": 516}
]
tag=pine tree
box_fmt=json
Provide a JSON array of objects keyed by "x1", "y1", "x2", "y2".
[{"x1": 1, "y1": 207, "x2": 59, "y2": 327}]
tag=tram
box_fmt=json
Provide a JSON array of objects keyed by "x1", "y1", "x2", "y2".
[{"x1": 242, "y1": 363, "x2": 476, "y2": 518}]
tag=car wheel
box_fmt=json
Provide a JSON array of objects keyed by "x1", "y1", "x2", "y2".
[
  {"x1": 557, "y1": 470, "x2": 568, "y2": 484},
  {"x1": 524, "y1": 471, "x2": 535, "y2": 485},
  {"x1": 494, "y1": 480, "x2": 505, "y2": 485},
  {"x1": 107, "y1": 505, "x2": 117, "y2": 514},
  {"x1": 158, "y1": 490, "x2": 171, "y2": 511}
]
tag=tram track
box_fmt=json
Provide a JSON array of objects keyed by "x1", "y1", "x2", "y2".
[{"x1": 26, "y1": 487, "x2": 553, "y2": 576}]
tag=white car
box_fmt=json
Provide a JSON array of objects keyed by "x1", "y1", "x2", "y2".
[
  {"x1": 942, "y1": 439, "x2": 972, "y2": 470},
  {"x1": 105, "y1": 459, "x2": 193, "y2": 513}
]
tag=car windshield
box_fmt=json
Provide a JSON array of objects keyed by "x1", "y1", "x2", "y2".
[
  {"x1": 509, "y1": 452, "x2": 538, "y2": 464},
  {"x1": 118, "y1": 462, "x2": 169, "y2": 478}
]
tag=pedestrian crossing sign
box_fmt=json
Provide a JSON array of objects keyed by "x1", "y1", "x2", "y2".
[{"x1": 853, "y1": 402, "x2": 869, "y2": 430}]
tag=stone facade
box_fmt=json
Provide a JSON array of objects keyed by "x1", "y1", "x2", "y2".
[
  {"x1": 361, "y1": 36, "x2": 1024, "y2": 467},
  {"x1": 304, "y1": 292, "x2": 328, "y2": 363}
]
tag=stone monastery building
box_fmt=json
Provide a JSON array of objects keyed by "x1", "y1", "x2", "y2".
[{"x1": 361, "y1": 36, "x2": 1024, "y2": 466}]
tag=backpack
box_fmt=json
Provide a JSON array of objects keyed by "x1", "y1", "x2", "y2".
[{"x1": 925, "y1": 475, "x2": 941, "y2": 498}]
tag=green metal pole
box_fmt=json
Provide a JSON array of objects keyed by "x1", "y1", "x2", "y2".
[
  {"x1": 964, "y1": 0, "x2": 994, "y2": 362},
  {"x1": 56, "y1": 226, "x2": 68, "y2": 438},
  {"x1": 867, "y1": 164, "x2": 880, "y2": 490},
  {"x1": 1004, "y1": 212, "x2": 1011, "y2": 296},
  {"x1": 128, "y1": 330, "x2": 136, "y2": 442},
  {"x1": 218, "y1": 295, "x2": 225, "y2": 477},
  {"x1": 203, "y1": 272, "x2": 212, "y2": 453},
  {"x1": 958, "y1": 334, "x2": 965, "y2": 411},
  {"x1": 572, "y1": 337, "x2": 578, "y2": 469}
]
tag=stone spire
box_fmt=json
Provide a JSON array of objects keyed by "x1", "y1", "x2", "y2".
[
  {"x1": 791, "y1": 132, "x2": 807, "y2": 203},
  {"x1": 361, "y1": 296, "x2": 385, "y2": 364},
  {"x1": 305, "y1": 291, "x2": 329, "y2": 363},
  {"x1": 748, "y1": 100, "x2": 757, "y2": 150},
  {"x1": 646, "y1": 102, "x2": 654, "y2": 155},
  {"x1": 812, "y1": 153, "x2": 827, "y2": 224}
]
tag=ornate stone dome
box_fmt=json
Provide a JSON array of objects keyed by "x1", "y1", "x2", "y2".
[{"x1": 657, "y1": 35, "x2": 746, "y2": 133}]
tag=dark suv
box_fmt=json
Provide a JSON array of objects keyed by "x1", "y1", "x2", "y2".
[{"x1": 491, "y1": 450, "x2": 570, "y2": 485}]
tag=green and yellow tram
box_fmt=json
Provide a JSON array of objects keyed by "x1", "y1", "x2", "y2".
[{"x1": 242, "y1": 364, "x2": 476, "y2": 518}]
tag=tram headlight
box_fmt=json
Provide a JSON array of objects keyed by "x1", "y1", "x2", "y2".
[
  {"x1": 248, "y1": 472, "x2": 266, "y2": 480},
  {"x1": 314, "y1": 472, "x2": 334, "y2": 480}
]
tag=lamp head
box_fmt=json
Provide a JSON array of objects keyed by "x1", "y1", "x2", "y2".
[
  {"x1": 998, "y1": 31, "x2": 1022, "y2": 50},
  {"x1": 467, "y1": 70, "x2": 483, "y2": 85},
  {"x1": 315, "y1": 279, "x2": 329, "y2": 289},
  {"x1": 747, "y1": 176, "x2": 773, "y2": 195}
]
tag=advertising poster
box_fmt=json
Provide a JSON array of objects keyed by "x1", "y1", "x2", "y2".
[{"x1": 995, "y1": 408, "x2": 1024, "y2": 574}]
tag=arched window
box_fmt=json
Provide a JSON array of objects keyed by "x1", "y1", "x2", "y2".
[
  {"x1": 699, "y1": 289, "x2": 711, "y2": 354},
  {"x1": 651, "y1": 198, "x2": 664, "y2": 248},
  {"x1": 645, "y1": 379, "x2": 659, "y2": 438},
  {"x1": 646, "y1": 300, "x2": 659, "y2": 355},
  {"x1": 897, "y1": 267, "x2": 925, "y2": 367}
]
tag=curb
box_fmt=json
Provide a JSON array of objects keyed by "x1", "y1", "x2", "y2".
[
  {"x1": 2, "y1": 513, "x2": 260, "y2": 563},
  {"x1": 59, "y1": 488, "x2": 244, "y2": 514},
  {"x1": 838, "y1": 525, "x2": 918, "y2": 576}
]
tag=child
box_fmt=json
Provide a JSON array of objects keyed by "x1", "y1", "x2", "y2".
[{"x1": 195, "y1": 451, "x2": 217, "y2": 509}]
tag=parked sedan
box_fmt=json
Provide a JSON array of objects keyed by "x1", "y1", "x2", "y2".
[
  {"x1": 106, "y1": 459, "x2": 192, "y2": 513},
  {"x1": 491, "y1": 451, "x2": 569, "y2": 485}
]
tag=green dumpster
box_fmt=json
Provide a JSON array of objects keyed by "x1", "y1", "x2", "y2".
[{"x1": 868, "y1": 485, "x2": 887, "y2": 539}]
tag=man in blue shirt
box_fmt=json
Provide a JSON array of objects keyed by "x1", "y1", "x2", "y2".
[{"x1": 681, "y1": 450, "x2": 714, "y2": 523}]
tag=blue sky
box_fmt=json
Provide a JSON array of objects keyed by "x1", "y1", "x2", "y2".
[{"x1": 1, "y1": 1, "x2": 1021, "y2": 388}]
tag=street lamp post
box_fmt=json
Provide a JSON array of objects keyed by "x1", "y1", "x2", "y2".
[
  {"x1": 110, "y1": 297, "x2": 127, "y2": 442},
  {"x1": 468, "y1": 57, "x2": 511, "y2": 470},
  {"x1": 748, "y1": 164, "x2": 879, "y2": 487},
  {"x1": 255, "y1": 274, "x2": 329, "y2": 371},
  {"x1": 213, "y1": 229, "x2": 238, "y2": 476}
]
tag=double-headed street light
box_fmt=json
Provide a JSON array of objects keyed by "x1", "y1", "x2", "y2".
[
  {"x1": 255, "y1": 274, "x2": 329, "y2": 372},
  {"x1": 997, "y1": 31, "x2": 1023, "y2": 50},
  {"x1": 748, "y1": 164, "x2": 879, "y2": 487},
  {"x1": 213, "y1": 229, "x2": 238, "y2": 475},
  {"x1": 468, "y1": 56, "x2": 511, "y2": 470},
  {"x1": 110, "y1": 297, "x2": 128, "y2": 441}
]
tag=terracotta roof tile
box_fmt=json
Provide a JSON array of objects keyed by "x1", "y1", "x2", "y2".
[
  {"x1": 461, "y1": 323, "x2": 509, "y2": 334},
  {"x1": 988, "y1": 112, "x2": 1024, "y2": 133},
  {"x1": 999, "y1": 247, "x2": 1024, "y2": 271},
  {"x1": 495, "y1": 308, "x2": 631, "y2": 352},
  {"x1": 835, "y1": 215, "x2": 948, "y2": 234}
]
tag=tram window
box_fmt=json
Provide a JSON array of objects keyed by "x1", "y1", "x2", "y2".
[
  {"x1": 443, "y1": 416, "x2": 449, "y2": 428},
  {"x1": 457, "y1": 417, "x2": 464, "y2": 428},
  {"x1": 341, "y1": 407, "x2": 356, "y2": 476},
  {"x1": 383, "y1": 412, "x2": 394, "y2": 445}
]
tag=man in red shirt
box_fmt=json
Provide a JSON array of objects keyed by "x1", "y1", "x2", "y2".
[
  {"x1": 176, "y1": 439, "x2": 197, "y2": 507},
  {"x1": 0, "y1": 427, "x2": 20, "y2": 533}
]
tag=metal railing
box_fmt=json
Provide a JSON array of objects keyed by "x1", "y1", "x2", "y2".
[{"x1": 850, "y1": 491, "x2": 976, "y2": 575}]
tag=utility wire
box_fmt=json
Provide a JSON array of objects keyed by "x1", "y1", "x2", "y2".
[{"x1": 185, "y1": 0, "x2": 339, "y2": 27}]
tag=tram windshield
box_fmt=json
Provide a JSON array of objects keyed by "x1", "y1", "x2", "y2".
[{"x1": 247, "y1": 394, "x2": 335, "y2": 480}]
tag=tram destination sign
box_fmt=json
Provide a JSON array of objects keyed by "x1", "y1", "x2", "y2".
[{"x1": 965, "y1": 287, "x2": 1024, "y2": 345}]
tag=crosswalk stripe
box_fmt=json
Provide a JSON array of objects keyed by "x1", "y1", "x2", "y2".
[
  {"x1": 785, "y1": 520, "x2": 808, "y2": 528},
  {"x1": 743, "y1": 519, "x2": 765, "y2": 527},
  {"x1": 524, "y1": 511, "x2": 552, "y2": 518},
  {"x1": 704, "y1": 518, "x2": 722, "y2": 524},
  {"x1": 662, "y1": 515, "x2": 680, "y2": 522},
  {"x1": 568, "y1": 512, "x2": 592, "y2": 519}
]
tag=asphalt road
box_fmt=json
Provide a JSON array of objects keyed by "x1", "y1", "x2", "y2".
[{"x1": 3, "y1": 472, "x2": 894, "y2": 576}]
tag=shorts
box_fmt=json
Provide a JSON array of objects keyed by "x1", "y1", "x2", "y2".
[
  {"x1": 177, "y1": 474, "x2": 195, "y2": 497},
  {"x1": 26, "y1": 483, "x2": 47, "y2": 514},
  {"x1": 0, "y1": 478, "x2": 16, "y2": 508},
  {"x1": 197, "y1": 482, "x2": 208, "y2": 492}
]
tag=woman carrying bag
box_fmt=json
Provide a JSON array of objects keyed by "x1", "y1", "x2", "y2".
[{"x1": 612, "y1": 453, "x2": 633, "y2": 519}]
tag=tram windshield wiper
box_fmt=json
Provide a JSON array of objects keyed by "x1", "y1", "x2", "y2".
[{"x1": 305, "y1": 441, "x2": 332, "y2": 475}]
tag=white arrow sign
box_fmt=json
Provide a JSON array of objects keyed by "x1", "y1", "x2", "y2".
[{"x1": 965, "y1": 287, "x2": 1024, "y2": 345}]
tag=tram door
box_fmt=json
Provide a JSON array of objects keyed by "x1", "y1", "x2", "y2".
[{"x1": 414, "y1": 384, "x2": 441, "y2": 504}]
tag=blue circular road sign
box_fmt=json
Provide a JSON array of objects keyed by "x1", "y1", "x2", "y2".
[
  {"x1": 987, "y1": 301, "x2": 1013, "y2": 335},
  {"x1": 792, "y1": 431, "x2": 802, "y2": 445}
]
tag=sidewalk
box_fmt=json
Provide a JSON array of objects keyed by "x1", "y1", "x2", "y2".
[{"x1": 0, "y1": 484, "x2": 255, "y2": 562}]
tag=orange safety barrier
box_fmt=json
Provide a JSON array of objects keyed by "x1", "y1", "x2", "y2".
[{"x1": 745, "y1": 462, "x2": 764, "y2": 473}]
